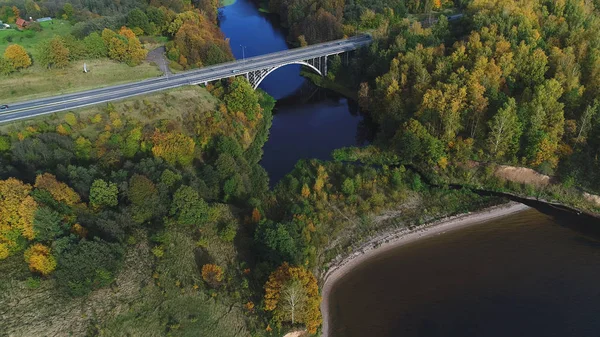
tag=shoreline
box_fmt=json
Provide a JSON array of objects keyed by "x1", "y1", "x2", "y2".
[{"x1": 320, "y1": 201, "x2": 530, "y2": 337}]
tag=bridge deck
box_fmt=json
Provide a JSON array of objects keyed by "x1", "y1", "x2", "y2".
[{"x1": 0, "y1": 35, "x2": 372, "y2": 124}]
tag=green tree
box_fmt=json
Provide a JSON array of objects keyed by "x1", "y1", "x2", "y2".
[
  {"x1": 83, "y1": 32, "x2": 107, "y2": 58},
  {"x1": 254, "y1": 220, "x2": 305, "y2": 265},
  {"x1": 0, "y1": 135, "x2": 10, "y2": 152},
  {"x1": 33, "y1": 207, "x2": 68, "y2": 242},
  {"x1": 74, "y1": 137, "x2": 92, "y2": 160},
  {"x1": 127, "y1": 8, "x2": 151, "y2": 34},
  {"x1": 54, "y1": 239, "x2": 123, "y2": 296},
  {"x1": 170, "y1": 185, "x2": 209, "y2": 226},
  {"x1": 0, "y1": 57, "x2": 14, "y2": 75},
  {"x1": 486, "y1": 98, "x2": 521, "y2": 160},
  {"x1": 127, "y1": 174, "x2": 160, "y2": 224},
  {"x1": 523, "y1": 79, "x2": 565, "y2": 167},
  {"x1": 62, "y1": 3, "x2": 74, "y2": 20},
  {"x1": 341, "y1": 178, "x2": 355, "y2": 196},
  {"x1": 224, "y1": 77, "x2": 261, "y2": 120},
  {"x1": 89, "y1": 179, "x2": 118, "y2": 209}
]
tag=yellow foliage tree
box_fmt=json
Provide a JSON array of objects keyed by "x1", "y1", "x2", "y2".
[
  {"x1": 313, "y1": 165, "x2": 329, "y2": 193},
  {"x1": 0, "y1": 243, "x2": 9, "y2": 259},
  {"x1": 264, "y1": 263, "x2": 322, "y2": 334},
  {"x1": 151, "y1": 130, "x2": 196, "y2": 166},
  {"x1": 34, "y1": 173, "x2": 81, "y2": 206},
  {"x1": 4, "y1": 44, "x2": 31, "y2": 69},
  {"x1": 301, "y1": 184, "x2": 311, "y2": 198},
  {"x1": 24, "y1": 244, "x2": 56, "y2": 276},
  {"x1": 0, "y1": 178, "x2": 37, "y2": 257}
]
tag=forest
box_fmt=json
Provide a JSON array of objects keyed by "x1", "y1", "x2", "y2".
[
  {"x1": 2, "y1": 0, "x2": 600, "y2": 336},
  {"x1": 293, "y1": 0, "x2": 600, "y2": 212}
]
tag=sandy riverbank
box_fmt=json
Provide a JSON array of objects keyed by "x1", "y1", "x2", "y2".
[{"x1": 320, "y1": 201, "x2": 530, "y2": 337}]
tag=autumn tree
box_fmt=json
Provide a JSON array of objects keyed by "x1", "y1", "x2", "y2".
[
  {"x1": 35, "y1": 173, "x2": 81, "y2": 206},
  {"x1": 38, "y1": 36, "x2": 71, "y2": 69},
  {"x1": 89, "y1": 179, "x2": 118, "y2": 209},
  {"x1": 102, "y1": 27, "x2": 147, "y2": 66},
  {"x1": 4, "y1": 44, "x2": 32, "y2": 70},
  {"x1": 201, "y1": 263, "x2": 223, "y2": 287},
  {"x1": 75, "y1": 136, "x2": 93, "y2": 160},
  {"x1": 264, "y1": 263, "x2": 322, "y2": 334},
  {"x1": 0, "y1": 178, "x2": 38, "y2": 258},
  {"x1": 24, "y1": 244, "x2": 57, "y2": 276},
  {"x1": 419, "y1": 83, "x2": 467, "y2": 143},
  {"x1": 151, "y1": 130, "x2": 196, "y2": 166},
  {"x1": 168, "y1": 10, "x2": 233, "y2": 68}
]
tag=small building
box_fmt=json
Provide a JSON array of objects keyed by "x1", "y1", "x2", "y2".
[
  {"x1": 36, "y1": 17, "x2": 52, "y2": 23},
  {"x1": 15, "y1": 18, "x2": 29, "y2": 30}
]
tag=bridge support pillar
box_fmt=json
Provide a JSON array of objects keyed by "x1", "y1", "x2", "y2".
[{"x1": 323, "y1": 55, "x2": 328, "y2": 76}]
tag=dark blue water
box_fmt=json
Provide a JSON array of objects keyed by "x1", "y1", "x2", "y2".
[{"x1": 219, "y1": 0, "x2": 367, "y2": 183}]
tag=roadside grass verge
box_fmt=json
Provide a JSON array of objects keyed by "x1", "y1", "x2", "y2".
[
  {"x1": 0, "y1": 85, "x2": 217, "y2": 134},
  {"x1": 0, "y1": 59, "x2": 162, "y2": 104}
]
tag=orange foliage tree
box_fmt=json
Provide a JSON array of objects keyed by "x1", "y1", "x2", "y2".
[
  {"x1": 251, "y1": 208, "x2": 261, "y2": 224},
  {"x1": 167, "y1": 10, "x2": 233, "y2": 68},
  {"x1": 201, "y1": 264, "x2": 224, "y2": 287},
  {"x1": 3, "y1": 44, "x2": 31, "y2": 69},
  {"x1": 24, "y1": 243, "x2": 57, "y2": 276},
  {"x1": 0, "y1": 178, "x2": 38, "y2": 258},
  {"x1": 264, "y1": 262, "x2": 322, "y2": 334},
  {"x1": 34, "y1": 173, "x2": 81, "y2": 206}
]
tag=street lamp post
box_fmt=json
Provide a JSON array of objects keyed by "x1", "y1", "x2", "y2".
[{"x1": 240, "y1": 45, "x2": 247, "y2": 61}]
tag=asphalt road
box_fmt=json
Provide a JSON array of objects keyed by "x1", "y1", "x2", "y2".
[{"x1": 0, "y1": 35, "x2": 372, "y2": 124}]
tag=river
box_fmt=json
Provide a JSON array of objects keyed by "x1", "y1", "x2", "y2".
[
  {"x1": 218, "y1": 0, "x2": 368, "y2": 184},
  {"x1": 219, "y1": 2, "x2": 600, "y2": 337},
  {"x1": 328, "y1": 208, "x2": 600, "y2": 337}
]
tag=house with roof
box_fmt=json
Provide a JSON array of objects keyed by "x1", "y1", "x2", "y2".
[{"x1": 15, "y1": 18, "x2": 31, "y2": 30}]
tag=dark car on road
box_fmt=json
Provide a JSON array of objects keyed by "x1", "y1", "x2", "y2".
[{"x1": 0, "y1": 105, "x2": 8, "y2": 110}]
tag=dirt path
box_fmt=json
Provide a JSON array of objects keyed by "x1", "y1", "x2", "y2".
[{"x1": 146, "y1": 46, "x2": 171, "y2": 75}]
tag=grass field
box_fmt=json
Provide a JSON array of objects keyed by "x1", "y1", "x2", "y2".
[
  {"x1": 0, "y1": 58, "x2": 163, "y2": 104},
  {"x1": 0, "y1": 20, "x2": 73, "y2": 57}
]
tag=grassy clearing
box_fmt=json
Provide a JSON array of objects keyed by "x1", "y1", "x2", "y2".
[
  {"x1": 0, "y1": 20, "x2": 73, "y2": 57},
  {"x1": 74, "y1": 84, "x2": 218, "y2": 125},
  {"x1": 0, "y1": 85, "x2": 217, "y2": 134},
  {"x1": 0, "y1": 58, "x2": 162, "y2": 104}
]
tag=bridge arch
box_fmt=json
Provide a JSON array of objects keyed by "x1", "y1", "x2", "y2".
[{"x1": 251, "y1": 61, "x2": 323, "y2": 89}]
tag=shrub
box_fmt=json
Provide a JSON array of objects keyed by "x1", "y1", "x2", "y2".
[{"x1": 201, "y1": 264, "x2": 223, "y2": 287}]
